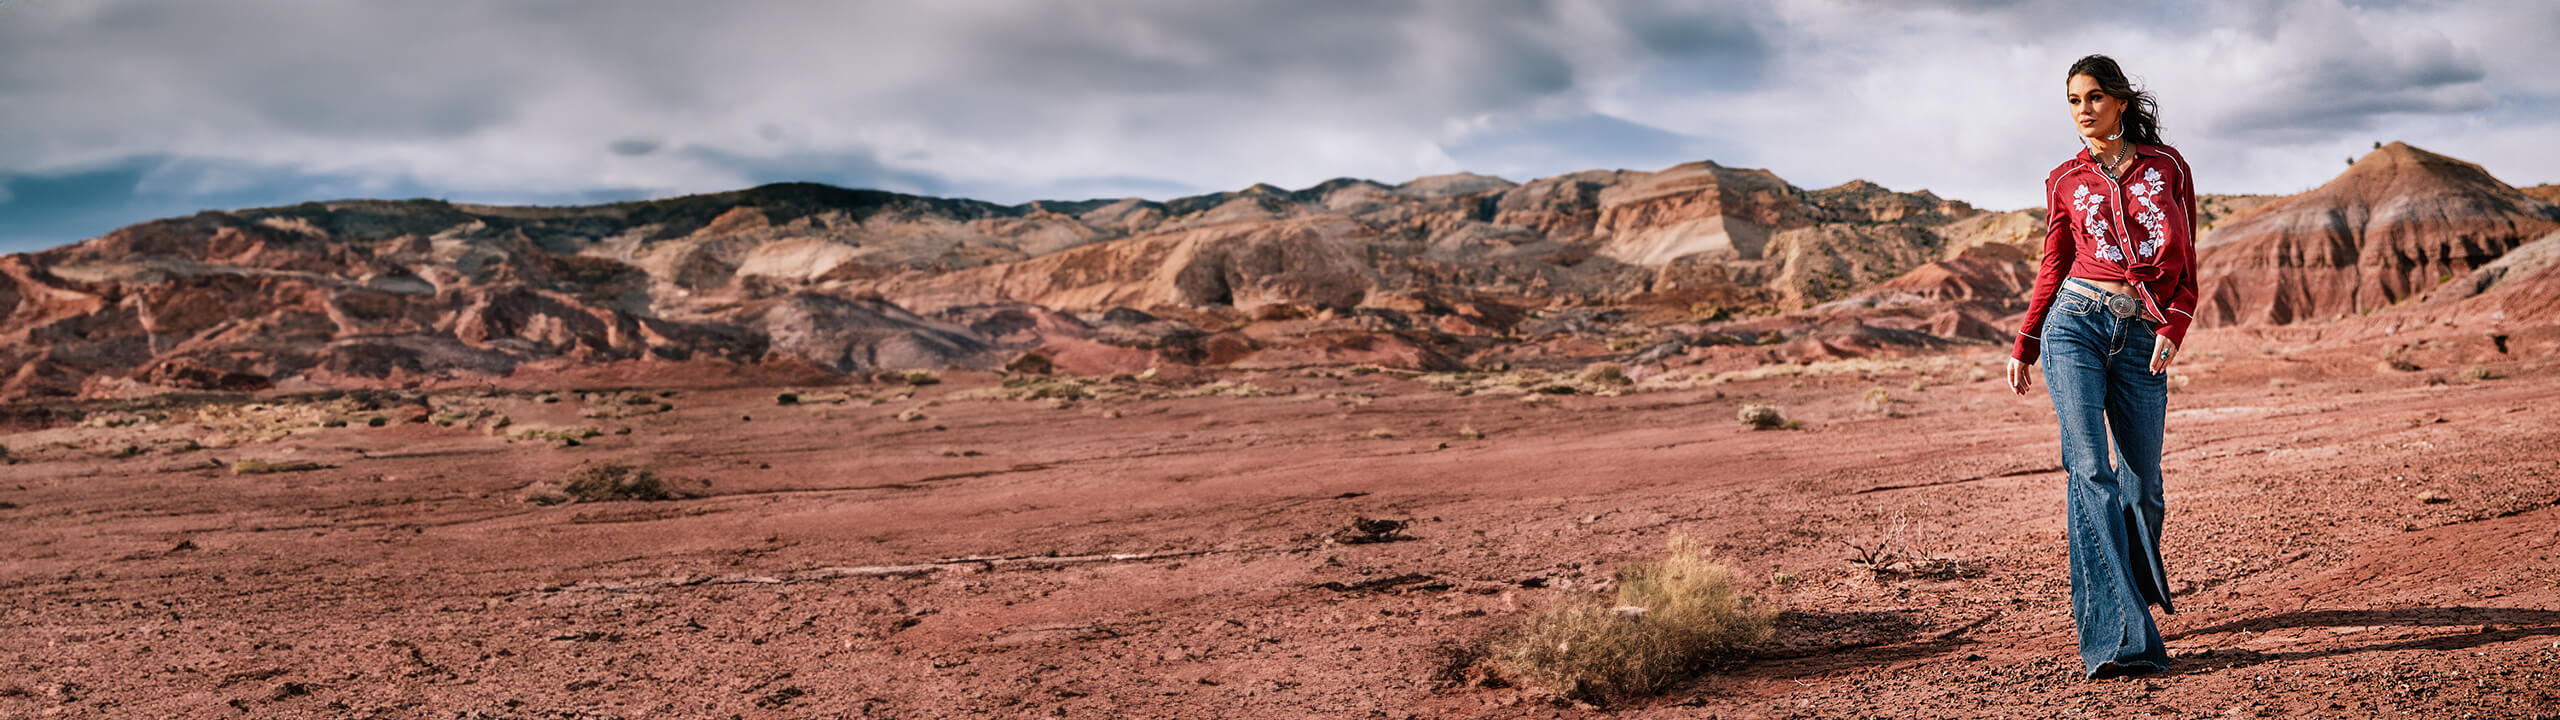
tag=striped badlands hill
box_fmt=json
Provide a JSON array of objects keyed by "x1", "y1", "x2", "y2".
[{"x1": 2196, "y1": 142, "x2": 2560, "y2": 327}]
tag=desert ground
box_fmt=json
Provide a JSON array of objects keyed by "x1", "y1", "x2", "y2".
[{"x1": 4, "y1": 326, "x2": 2556, "y2": 719}]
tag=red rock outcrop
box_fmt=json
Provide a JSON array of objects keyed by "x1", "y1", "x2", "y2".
[
  {"x1": 2197, "y1": 142, "x2": 2560, "y2": 326},
  {"x1": 45, "y1": 141, "x2": 2526, "y2": 400}
]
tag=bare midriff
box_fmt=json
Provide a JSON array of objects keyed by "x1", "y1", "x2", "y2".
[{"x1": 2068, "y1": 276, "x2": 2134, "y2": 295}]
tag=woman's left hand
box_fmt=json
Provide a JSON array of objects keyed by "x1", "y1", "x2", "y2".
[{"x1": 2149, "y1": 336, "x2": 2178, "y2": 375}]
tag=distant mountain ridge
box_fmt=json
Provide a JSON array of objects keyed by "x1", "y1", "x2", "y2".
[{"x1": 1, "y1": 143, "x2": 2550, "y2": 400}]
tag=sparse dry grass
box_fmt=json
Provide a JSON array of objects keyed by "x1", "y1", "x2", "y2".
[
  {"x1": 1419, "y1": 368, "x2": 1634, "y2": 398},
  {"x1": 1638, "y1": 354, "x2": 1980, "y2": 391},
  {"x1": 1486, "y1": 535, "x2": 1776, "y2": 703},
  {"x1": 967, "y1": 375, "x2": 1104, "y2": 401},
  {"x1": 1166, "y1": 380, "x2": 1270, "y2": 398}
]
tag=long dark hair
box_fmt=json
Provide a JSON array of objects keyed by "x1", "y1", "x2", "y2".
[{"x1": 2067, "y1": 54, "x2": 2165, "y2": 147}]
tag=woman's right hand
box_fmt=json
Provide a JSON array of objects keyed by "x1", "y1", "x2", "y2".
[{"x1": 2007, "y1": 357, "x2": 2034, "y2": 395}]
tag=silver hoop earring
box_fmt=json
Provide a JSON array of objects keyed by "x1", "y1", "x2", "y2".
[{"x1": 2106, "y1": 123, "x2": 2124, "y2": 141}]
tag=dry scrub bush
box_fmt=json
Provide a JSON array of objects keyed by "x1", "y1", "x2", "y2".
[
  {"x1": 1580, "y1": 362, "x2": 1631, "y2": 387},
  {"x1": 1860, "y1": 388, "x2": 1902, "y2": 417},
  {"x1": 513, "y1": 426, "x2": 604, "y2": 448},
  {"x1": 1736, "y1": 404, "x2": 1792, "y2": 430},
  {"x1": 231, "y1": 459, "x2": 329, "y2": 475},
  {"x1": 1488, "y1": 536, "x2": 1776, "y2": 703},
  {"x1": 527, "y1": 464, "x2": 673, "y2": 504},
  {"x1": 992, "y1": 375, "x2": 1097, "y2": 400}
]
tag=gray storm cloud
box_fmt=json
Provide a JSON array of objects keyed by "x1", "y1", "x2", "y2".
[{"x1": 0, "y1": 0, "x2": 2551, "y2": 252}]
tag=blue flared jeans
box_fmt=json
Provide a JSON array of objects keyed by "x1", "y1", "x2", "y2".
[{"x1": 2040, "y1": 279, "x2": 2175, "y2": 677}]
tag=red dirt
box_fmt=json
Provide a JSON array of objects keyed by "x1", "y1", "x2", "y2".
[{"x1": 4, "y1": 327, "x2": 2557, "y2": 718}]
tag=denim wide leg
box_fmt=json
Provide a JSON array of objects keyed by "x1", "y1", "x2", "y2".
[{"x1": 2039, "y1": 284, "x2": 2174, "y2": 677}]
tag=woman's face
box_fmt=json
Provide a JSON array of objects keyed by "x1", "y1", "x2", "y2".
[{"x1": 2067, "y1": 73, "x2": 2122, "y2": 142}]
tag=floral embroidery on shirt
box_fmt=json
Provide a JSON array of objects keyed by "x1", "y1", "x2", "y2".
[
  {"x1": 2072, "y1": 184, "x2": 2123, "y2": 263},
  {"x1": 2125, "y1": 166, "x2": 2167, "y2": 258}
]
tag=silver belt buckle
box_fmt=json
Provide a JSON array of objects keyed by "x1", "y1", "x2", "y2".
[{"x1": 2103, "y1": 293, "x2": 2138, "y2": 319}]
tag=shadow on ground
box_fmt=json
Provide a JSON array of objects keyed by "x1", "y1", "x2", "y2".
[{"x1": 2167, "y1": 607, "x2": 2560, "y2": 671}]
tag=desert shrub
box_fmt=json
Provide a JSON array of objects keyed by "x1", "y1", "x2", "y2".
[
  {"x1": 1861, "y1": 387, "x2": 1895, "y2": 415},
  {"x1": 556, "y1": 464, "x2": 672, "y2": 503},
  {"x1": 997, "y1": 376, "x2": 1092, "y2": 400},
  {"x1": 2463, "y1": 364, "x2": 2495, "y2": 381},
  {"x1": 1581, "y1": 362, "x2": 1631, "y2": 387},
  {"x1": 232, "y1": 459, "x2": 330, "y2": 475},
  {"x1": 1487, "y1": 536, "x2": 1776, "y2": 703},
  {"x1": 890, "y1": 370, "x2": 941, "y2": 386},
  {"x1": 776, "y1": 392, "x2": 800, "y2": 405},
  {"x1": 512, "y1": 427, "x2": 603, "y2": 448},
  {"x1": 1737, "y1": 404, "x2": 1789, "y2": 430}
]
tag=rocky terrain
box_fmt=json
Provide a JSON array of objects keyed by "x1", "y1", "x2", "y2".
[
  {"x1": 9, "y1": 143, "x2": 2552, "y2": 406},
  {"x1": 1, "y1": 325, "x2": 2553, "y2": 718},
  {"x1": 5, "y1": 142, "x2": 2559, "y2": 717},
  {"x1": 0, "y1": 159, "x2": 2050, "y2": 401},
  {"x1": 2196, "y1": 142, "x2": 2560, "y2": 327}
]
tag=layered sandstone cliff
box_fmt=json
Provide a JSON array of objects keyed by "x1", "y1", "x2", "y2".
[
  {"x1": 8, "y1": 141, "x2": 2552, "y2": 400},
  {"x1": 2196, "y1": 142, "x2": 2560, "y2": 326}
]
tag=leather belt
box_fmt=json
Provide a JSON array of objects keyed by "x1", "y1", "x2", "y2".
[{"x1": 2064, "y1": 280, "x2": 2142, "y2": 320}]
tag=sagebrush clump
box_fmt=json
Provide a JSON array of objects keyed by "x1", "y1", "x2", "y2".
[
  {"x1": 1486, "y1": 535, "x2": 1777, "y2": 703},
  {"x1": 1861, "y1": 387, "x2": 1896, "y2": 416},
  {"x1": 528, "y1": 464, "x2": 674, "y2": 504},
  {"x1": 1737, "y1": 403, "x2": 1790, "y2": 430}
]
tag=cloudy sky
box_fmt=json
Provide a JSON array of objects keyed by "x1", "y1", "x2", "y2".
[{"x1": 2, "y1": 0, "x2": 2553, "y2": 253}]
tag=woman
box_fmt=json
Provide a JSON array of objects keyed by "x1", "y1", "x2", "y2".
[{"x1": 2004, "y1": 54, "x2": 2198, "y2": 679}]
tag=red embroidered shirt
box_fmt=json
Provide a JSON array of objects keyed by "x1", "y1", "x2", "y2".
[{"x1": 2011, "y1": 143, "x2": 2200, "y2": 363}]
